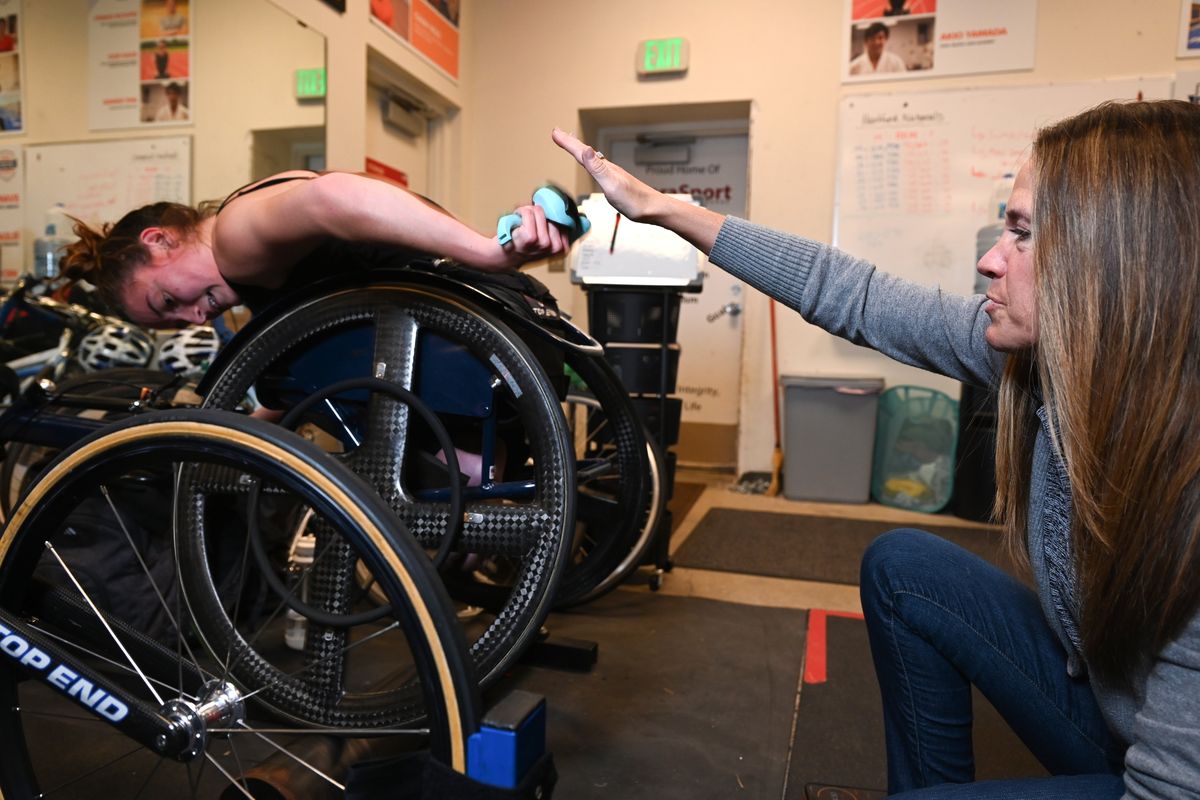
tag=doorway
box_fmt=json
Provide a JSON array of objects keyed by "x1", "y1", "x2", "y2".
[
  {"x1": 251, "y1": 126, "x2": 326, "y2": 178},
  {"x1": 588, "y1": 105, "x2": 751, "y2": 469}
]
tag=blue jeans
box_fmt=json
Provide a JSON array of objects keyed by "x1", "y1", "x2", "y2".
[{"x1": 859, "y1": 528, "x2": 1124, "y2": 798}]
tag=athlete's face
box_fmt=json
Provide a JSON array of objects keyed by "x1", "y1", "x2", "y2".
[{"x1": 122, "y1": 225, "x2": 238, "y2": 328}]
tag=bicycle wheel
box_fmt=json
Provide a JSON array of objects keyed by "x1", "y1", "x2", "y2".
[
  {"x1": 199, "y1": 284, "x2": 574, "y2": 692},
  {"x1": 0, "y1": 410, "x2": 480, "y2": 797},
  {"x1": 554, "y1": 352, "x2": 652, "y2": 607}
]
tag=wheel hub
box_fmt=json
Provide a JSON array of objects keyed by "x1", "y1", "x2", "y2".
[{"x1": 158, "y1": 679, "x2": 245, "y2": 761}]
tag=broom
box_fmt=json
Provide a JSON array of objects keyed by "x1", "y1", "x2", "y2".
[{"x1": 766, "y1": 297, "x2": 783, "y2": 496}]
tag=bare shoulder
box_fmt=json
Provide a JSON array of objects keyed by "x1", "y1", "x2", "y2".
[
  {"x1": 212, "y1": 170, "x2": 327, "y2": 286},
  {"x1": 219, "y1": 169, "x2": 320, "y2": 210}
]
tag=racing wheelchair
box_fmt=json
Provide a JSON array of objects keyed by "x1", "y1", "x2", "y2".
[
  {"x1": 0, "y1": 409, "x2": 522, "y2": 797},
  {"x1": 172, "y1": 186, "x2": 660, "y2": 699},
  {"x1": 0, "y1": 185, "x2": 661, "y2": 794},
  {"x1": 0, "y1": 193, "x2": 659, "y2": 795},
  {"x1": 191, "y1": 253, "x2": 658, "y2": 699}
]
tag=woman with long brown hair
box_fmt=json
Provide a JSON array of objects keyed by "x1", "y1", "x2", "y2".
[{"x1": 554, "y1": 100, "x2": 1200, "y2": 796}]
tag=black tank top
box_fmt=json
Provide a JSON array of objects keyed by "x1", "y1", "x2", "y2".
[
  {"x1": 214, "y1": 174, "x2": 567, "y2": 395},
  {"x1": 216, "y1": 173, "x2": 428, "y2": 312}
]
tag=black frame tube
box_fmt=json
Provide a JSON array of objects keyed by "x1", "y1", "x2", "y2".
[{"x1": 0, "y1": 607, "x2": 193, "y2": 758}]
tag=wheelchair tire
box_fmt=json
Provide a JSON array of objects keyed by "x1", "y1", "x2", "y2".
[
  {"x1": 553, "y1": 352, "x2": 653, "y2": 607},
  {"x1": 0, "y1": 410, "x2": 481, "y2": 796},
  {"x1": 198, "y1": 283, "x2": 575, "y2": 695},
  {"x1": 564, "y1": 397, "x2": 667, "y2": 607}
]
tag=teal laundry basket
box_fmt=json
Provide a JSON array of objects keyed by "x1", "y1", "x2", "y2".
[{"x1": 871, "y1": 386, "x2": 960, "y2": 513}]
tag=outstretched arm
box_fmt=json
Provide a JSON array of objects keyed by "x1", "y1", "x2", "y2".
[
  {"x1": 212, "y1": 170, "x2": 565, "y2": 288},
  {"x1": 551, "y1": 128, "x2": 726, "y2": 255}
]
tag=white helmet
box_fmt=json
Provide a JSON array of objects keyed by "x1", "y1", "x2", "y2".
[
  {"x1": 77, "y1": 323, "x2": 156, "y2": 370},
  {"x1": 157, "y1": 325, "x2": 219, "y2": 376}
]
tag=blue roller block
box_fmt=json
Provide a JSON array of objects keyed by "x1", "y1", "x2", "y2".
[{"x1": 466, "y1": 690, "x2": 547, "y2": 790}]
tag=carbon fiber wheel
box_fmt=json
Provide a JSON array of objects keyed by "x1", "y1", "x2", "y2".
[
  {"x1": 554, "y1": 352, "x2": 652, "y2": 607},
  {"x1": 0, "y1": 411, "x2": 481, "y2": 797},
  {"x1": 198, "y1": 284, "x2": 575, "y2": 700}
]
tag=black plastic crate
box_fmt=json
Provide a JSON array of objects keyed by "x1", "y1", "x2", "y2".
[
  {"x1": 630, "y1": 396, "x2": 682, "y2": 446},
  {"x1": 664, "y1": 448, "x2": 678, "y2": 502},
  {"x1": 587, "y1": 289, "x2": 681, "y2": 345},
  {"x1": 603, "y1": 343, "x2": 681, "y2": 394}
]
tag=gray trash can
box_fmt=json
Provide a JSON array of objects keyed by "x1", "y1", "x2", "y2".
[{"x1": 781, "y1": 376, "x2": 884, "y2": 503}]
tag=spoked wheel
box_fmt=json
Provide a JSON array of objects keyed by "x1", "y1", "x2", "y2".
[
  {"x1": 554, "y1": 352, "x2": 654, "y2": 607},
  {"x1": 199, "y1": 284, "x2": 575, "y2": 697},
  {"x1": 0, "y1": 410, "x2": 481, "y2": 797}
]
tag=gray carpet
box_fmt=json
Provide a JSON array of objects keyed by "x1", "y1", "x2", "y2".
[
  {"x1": 500, "y1": 589, "x2": 808, "y2": 800},
  {"x1": 673, "y1": 508, "x2": 1010, "y2": 585}
]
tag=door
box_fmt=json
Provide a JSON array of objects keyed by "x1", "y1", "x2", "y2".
[{"x1": 600, "y1": 126, "x2": 749, "y2": 468}]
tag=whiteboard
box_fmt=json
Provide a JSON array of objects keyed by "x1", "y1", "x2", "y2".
[
  {"x1": 23, "y1": 136, "x2": 191, "y2": 239},
  {"x1": 834, "y1": 78, "x2": 1172, "y2": 295}
]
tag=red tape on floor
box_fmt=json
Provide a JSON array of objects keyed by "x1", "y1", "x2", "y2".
[{"x1": 803, "y1": 609, "x2": 865, "y2": 685}]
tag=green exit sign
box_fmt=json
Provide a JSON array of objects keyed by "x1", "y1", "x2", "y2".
[
  {"x1": 294, "y1": 68, "x2": 326, "y2": 99},
  {"x1": 636, "y1": 37, "x2": 689, "y2": 76}
]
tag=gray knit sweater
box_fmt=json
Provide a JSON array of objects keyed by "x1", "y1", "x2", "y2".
[{"x1": 709, "y1": 216, "x2": 1200, "y2": 798}]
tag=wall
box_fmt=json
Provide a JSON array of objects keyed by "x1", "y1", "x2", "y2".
[
  {"x1": 16, "y1": 0, "x2": 474, "y2": 266},
  {"x1": 364, "y1": 82, "x2": 429, "y2": 192},
  {"x1": 15, "y1": 0, "x2": 1197, "y2": 475},
  {"x1": 271, "y1": 0, "x2": 471, "y2": 208},
  {"x1": 19, "y1": 0, "x2": 324, "y2": 206},
  {"x1": 192, "y1": 0, "x2": 325, "y2": 201},
  {"x1": 460, "y1": 0, "x2": 1193, "y2": 474},
  {"x1": 17, "y1": 0, "x2": 439, "y2": 251}
]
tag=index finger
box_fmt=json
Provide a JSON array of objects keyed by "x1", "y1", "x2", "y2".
[{"x1": 552, "y1": 128, "x2": 591, "y2": 165}]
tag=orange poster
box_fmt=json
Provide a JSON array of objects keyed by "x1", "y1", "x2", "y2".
[
  {"x1": 851, "y1": 0, "x2": 937, "y2": 20},
  {"x1": 370, "y1": 0, "x2": 410, "y2": 41},
  {"x1": 411, "y1": 0, "x2": 458, "y2": 79}
]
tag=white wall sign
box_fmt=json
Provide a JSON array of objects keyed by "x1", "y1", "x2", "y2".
[
  {"x1": 90, "y1": 0, "x2": 192, "y2": 130},
  {"x1": 843, "y1": 0, "x2": 1037, "y2": 84},
  {"x1": 598, "y1": 132, "x2": 750, "y2": 430}
]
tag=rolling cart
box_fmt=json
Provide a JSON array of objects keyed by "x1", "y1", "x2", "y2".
[{"x1": 570, "y1": 193, "x2": 705, "y2": 591}]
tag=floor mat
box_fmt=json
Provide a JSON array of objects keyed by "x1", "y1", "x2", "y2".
[
  {"x1": 501, "y1": 589, "x2": 808, "y2": 800},
  {"x1": 785, "y1": 613, "x2": 1046, "y2": 797},
  {"x1": 673, "y1": 508, "x2": 1010, "y2": 585}
]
